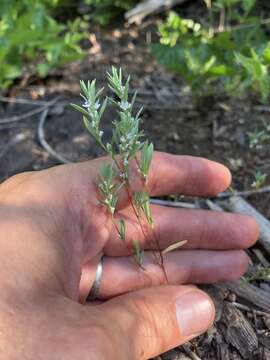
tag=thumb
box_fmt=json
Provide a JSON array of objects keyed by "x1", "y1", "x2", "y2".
[{"x1": 98, "y1": 285, "x2": 215, "y2": 359}]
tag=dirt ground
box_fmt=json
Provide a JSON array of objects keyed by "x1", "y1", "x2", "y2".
[{"x1": 0, "y1": 7, "x2": 270, "y2": 360}]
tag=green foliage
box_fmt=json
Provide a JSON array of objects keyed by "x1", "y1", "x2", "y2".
[
  {"x1": 245, "y1": 266, "x2": 270, "y2": 282},
  {"x1": 248, "y1": 121, "x2": 270, "y2": 149},
  {"x1": 72, "y1": 80, "x2": 108, "y2": 148},
  {"x1": 235, "y1": 50, "x2": 270, "y2": 101},
  {"x1": 251, "y1": 171, "x2": 267, "y2": 189},
  {"x1": 98, "y1": 164, "x2": 119, "y2": 215},
  {"x1": 151, "y1": 1, "x2": 270, "y2": 101},
  {"x1": 0, "y1": 0, "x2": 86, "y2": 89},
  {"x1": 83, "y1": 0, "x2": 137, "y2": 25}
]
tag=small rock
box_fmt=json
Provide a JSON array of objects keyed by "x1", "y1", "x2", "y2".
[{"x1": 233, "y1": 127, "x2": 246, "y2": 146}]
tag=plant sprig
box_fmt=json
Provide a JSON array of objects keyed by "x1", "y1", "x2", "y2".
[
  {"x1": 71, "y1": 67, "x2": 154, "y2": 266},
  {"x1": 72, "y1": 67, "x2": 182, "y2": 270}
]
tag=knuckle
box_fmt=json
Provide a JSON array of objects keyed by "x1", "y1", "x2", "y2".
[{"x1": 0, "y1": 172, "x2": 34, "y2": 202}]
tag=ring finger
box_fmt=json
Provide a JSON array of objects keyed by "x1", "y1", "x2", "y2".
[{"x1": 80, "y1": 249, "x2": 249, "y2": 301}]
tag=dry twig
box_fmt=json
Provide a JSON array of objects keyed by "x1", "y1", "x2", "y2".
[
  {"x1": 218, "y1": 186, "x2": 270, "y2": 198},
  {"x1": 37, "y1": 110, "x2": 70, "y2": 164},
  {"x1": 221, "y1": 196, "x2": 270, "y2": 254},
  {"x1": 150, "y1": 198, "x2": 197, "y2": 209},
  {"x1": 181, "y1": 344, "x2": 202, "y2": 360},
  {"x1": 0, "y1": 98, "x2": 57, "y2": 124},
  {"x1": 125, "y1": 0, "x2": 190, "y2": 24}
]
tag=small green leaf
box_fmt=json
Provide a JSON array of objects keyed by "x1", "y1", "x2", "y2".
[
  {"x1": 101, "y1": 163, "x2": 114, "y2": 182},
  {"x1": 99, "y1": 97, "x2": 108, "y2": 119},
  {"x1": 98, "y1": 163, "x2": 119, "y2": 215},
  {"x1": 142, "y1": 196, "x2": 153, "y2": 227},
  {"x1": 132, "y1": 240, "x2": 144, "y2": 267},
  {"x1": 140, "y1": 141, "x2": 154, "y2": 179},
  {"x1": 80, "y1": 80, "x2": 88, "y2": 96},
  {"x1": 71, "y1": 103, "x2": 89, "y2": 118},
  {"x1": 134, "y1": 191, "x2": 153, "y2": 227},
  {"x1": 251, "y1": 171, "x2": 267, "y2": 189},
  {"x1": 119, "y1": 219, "x2": 126, "y2": 241}
]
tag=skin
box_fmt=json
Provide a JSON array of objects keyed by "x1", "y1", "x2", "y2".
[{"x1": 0, "y1": 152, "x2": 259, "y2": 360}]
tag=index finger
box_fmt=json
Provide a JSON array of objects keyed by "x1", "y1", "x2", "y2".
[
  {"x1": 87, "y1": 151, "x2": 231, "y2": 209},
  {"x1": 144, "y1": 152, "x2": 231, "y2": 197}
]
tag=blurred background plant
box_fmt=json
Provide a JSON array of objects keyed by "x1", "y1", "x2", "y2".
[
  {"x1": 151, "y1": 0, "x2": 270, "y2": 102},
  {"x1": 84, "y1": 0, "x2": 137, "y2": 25},
  {"x1": 0, "y1": 0, "x2": 140, "y2": 89},
  {"x1": 0, "y1": 0, "x2": 87, "y2": 89},
  {"x1": 2, "y1": 0, "x2": 270, "y2": 104}
]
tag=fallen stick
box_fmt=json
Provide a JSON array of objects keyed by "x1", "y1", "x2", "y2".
[
  {"x1": 0, "y1": 98, "x2": 57, "y2": 124},
  {"x1": 219, "y1": 301, "x2": 258, "y2": 358},
  {"x1": 0, "y1": 95, "x2": 52, "y2": 106},
  {"x1": 181, "y1": 344, "x2": 202, "y2": 360},
  {"x1": 125, "y1": 0, "x2": 190, "y2": 24},
  {"x1": 38, "y1": 109, "x2": 70, "y2": 165},
  {"x1": 150, "y1": 198, "x2": 197, "y2": 208},
  {"x1": 218, "y1": 185, "x2": 270, "y2": 198},
  {"x1": 217, "y1": 280, "x2": 270, "y2": 313},
  {"x1": 231, "y1": 301, "x2": 269, "y2": 317},
  {"x1": 220, "y1": 196, "x2": 270, "y2": 254}
]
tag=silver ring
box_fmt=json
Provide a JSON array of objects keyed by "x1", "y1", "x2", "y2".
[{"x1": 87, "y1": 257, "x2": 104, "y2": 301}]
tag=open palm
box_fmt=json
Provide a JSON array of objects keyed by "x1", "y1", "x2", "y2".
[{"x1": 0, "y1": 151, "x2": 258, "y2": 359}]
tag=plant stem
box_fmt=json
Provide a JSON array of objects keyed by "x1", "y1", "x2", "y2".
[
  {"x1": 134, "y1": 155, "x2": 169, "y2": 283},
  {"x1": 108, "y1": 152, "x2": 168, "y2": 282}
]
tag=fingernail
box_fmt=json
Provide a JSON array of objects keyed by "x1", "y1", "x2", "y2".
[{"x1": 176, "y1": 291, "x2": 214, "y2": 337}]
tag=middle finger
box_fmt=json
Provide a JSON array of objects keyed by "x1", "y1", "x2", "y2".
[{"x1": 104, "y1": 205, "x2": 259, "y2": 256}]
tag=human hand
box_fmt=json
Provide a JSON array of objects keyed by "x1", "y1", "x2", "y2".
[{"x1": 0, "y1": 152, "x2": 258, "y2": 359}]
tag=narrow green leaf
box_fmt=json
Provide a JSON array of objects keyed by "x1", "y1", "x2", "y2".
[
  {"x1": 96, "y1": 86, "x2": 104, "y2": 99},
  {"x1": 83, "y1": 116, "x2": 94, "y2": 135},
  {"x1": 99, "y1": 97, "x2": 108, "y2": 119},
  {"x1": 142, "y1": 196, "x2": 153, "y2": 227},
  {"x1": 70, "y1": 103, "x2": 89, "y2": 117},
  {"x1": 140, "y1": 141, "x2": 154, "y2": 178},
  {"x1": 132, "y1": 240, "x2": 144, "y2": 266},
  {"x1": 119, "y1": 219, "x2": 126, "y2": 241},
  {"x1": 135, "y1": 106, "x2": 144, "y2": 121},
  {"x1": 130, "y1": 90, "x2": 137, "y2": 110},
  {"x1": 80, "y1": 80, "x2": 88, "y2": 98}
]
